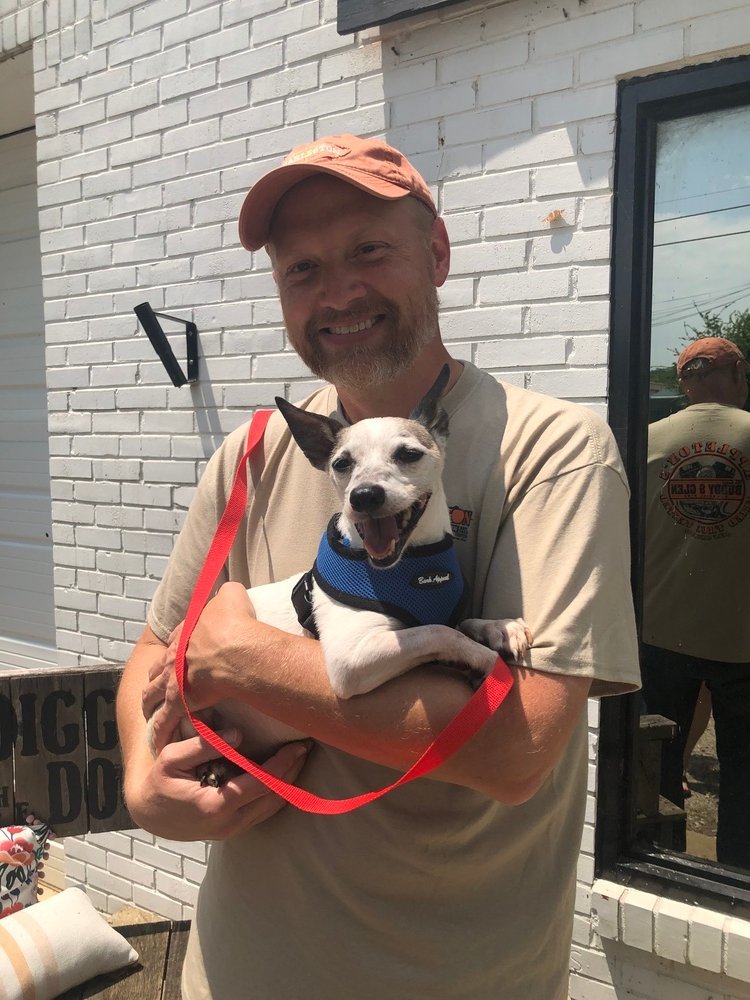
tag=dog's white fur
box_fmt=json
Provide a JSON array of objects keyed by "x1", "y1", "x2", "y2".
[{"x1": 150, "y1": 369, "x2": 531, "y2": 769}]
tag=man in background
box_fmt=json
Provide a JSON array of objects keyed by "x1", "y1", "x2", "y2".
[{"x1": 642, "y1": 336, "x2": 750, "y2": 866}]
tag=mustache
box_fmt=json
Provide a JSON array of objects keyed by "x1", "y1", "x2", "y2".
[{"x1": 306, "y1": 300, "x2": 398, "y2": 334}]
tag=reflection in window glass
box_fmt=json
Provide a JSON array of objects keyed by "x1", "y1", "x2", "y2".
[
  {"x1": 649, "y1": 105, "x2": 750, "y2": 419},
  {"x1": 640, "y1": 104, "x2": 750, "y2": 869}
]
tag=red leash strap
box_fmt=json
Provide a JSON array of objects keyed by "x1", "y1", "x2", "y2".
[{"x1": 175, "y1": 410, "x2": 514, "y2": 815}]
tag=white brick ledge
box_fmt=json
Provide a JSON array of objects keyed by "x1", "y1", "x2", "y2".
[{"x1": 591, "y1": 879, "x2": 750, "y2": 983}]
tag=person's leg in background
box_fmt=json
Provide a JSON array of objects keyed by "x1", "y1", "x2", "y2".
[
  {"x1": 682, "y1": 683, "x2": 712, "y2": 797},
  {"x1": 705, "y1": 663, "x2": 750, "y2": 869},
  {"x1": 640, "y1": 644, "x2": 703, "y2": 809}
]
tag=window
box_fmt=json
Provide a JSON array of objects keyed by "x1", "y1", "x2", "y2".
[
  {"x1": 600, "y1": 55, "x2": 750, "y2": 914},
  {"x1": 337, "y1": 0, "x2": 466, "y2": 35}
]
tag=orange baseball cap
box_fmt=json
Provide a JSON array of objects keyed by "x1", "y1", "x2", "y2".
[
  {"x1": 676, "y1": 337, "x2": 749, "y2": 377},
  {"x1": 238, "y1": 134, "x2": 437, "y2": 251}
]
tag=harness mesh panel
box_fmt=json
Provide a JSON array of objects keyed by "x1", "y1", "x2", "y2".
[{"x1": 313, "y1": 516, "x2": 467, "y2": 628}]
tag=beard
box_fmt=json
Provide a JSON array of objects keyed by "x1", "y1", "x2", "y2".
[{"x1": 288, "y1": 284, "x2": 440, "y2": 393}]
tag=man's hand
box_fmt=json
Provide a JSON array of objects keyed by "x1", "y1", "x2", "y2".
[
  {"x1": 142, "y1": 582, "x2": 257, "y2": 755},
  {"x1": 143, "y1": 623, "x2": 185, "y2": 757},
  {"x1": 121, "y1": 621, "x2": 314, "y2": 844},
  {"x1": 125, "y1": 731, "x2": 311, "y2": 842}
]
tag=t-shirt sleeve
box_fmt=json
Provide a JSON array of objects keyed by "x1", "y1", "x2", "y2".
[
  {"x1": 483, "y1": 461, "x2": 641, "y2": 697},
  {"x1": 147, "y1": 424, "x2": 248, "y2": 644}
]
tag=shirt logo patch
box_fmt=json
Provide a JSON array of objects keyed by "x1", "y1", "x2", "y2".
[
  {"x1": 449, "y1": 505, "x2": 473, "y2": 542},
  {"x1": 658, "y1": 440, "x2": 750, "y2": 539}
]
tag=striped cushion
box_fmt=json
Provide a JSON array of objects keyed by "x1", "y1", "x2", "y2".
[{"x1": 0, "y1": 887, "x2": 138, "y2": 1000}]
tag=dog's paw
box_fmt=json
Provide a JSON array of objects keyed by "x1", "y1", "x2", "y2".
[
  {"x1": 488, "y1": 618, "x2": 533, "y2": 662},
  {"x1": 198, "y1": 760, "x2": 229, "y2": 788},
  {"x1": 460, "y1": 618, "x2": 533, "y2": 664}
]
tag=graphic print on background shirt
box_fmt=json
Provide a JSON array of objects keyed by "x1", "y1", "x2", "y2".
[{"x1": 657, "y1": 438, "x2": 750, "y2": 539}]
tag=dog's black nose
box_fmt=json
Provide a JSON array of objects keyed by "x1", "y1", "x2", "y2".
[{"x1": 349, "y1": 484, "x2": 386, "y2": 514}]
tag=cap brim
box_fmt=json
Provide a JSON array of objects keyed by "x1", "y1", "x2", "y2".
[{"x1": 238, "y1": 162, "x2": 416, "y2": 251}]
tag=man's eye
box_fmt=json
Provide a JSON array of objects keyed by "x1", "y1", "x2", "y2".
[
  {"x1": 394, "y1": 447, "x2": 424, "y2": 464},
  {"x1": 288, "y1": 261, "x2": 314, "y2": 276},
  {"x1": 332, "y1": 455, "x2": 353, "y2": 473},
  {"x1": 357, "y1": 243, "x2": 386, "y2": 257}
]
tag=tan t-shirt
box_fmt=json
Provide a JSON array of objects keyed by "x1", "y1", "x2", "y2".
[
  {"x1": 148, "y1": 363, "x2": 639, "y2": 1000},
  {"x1": 643, "y1": 402, "x2": 750, "y2": 661}
]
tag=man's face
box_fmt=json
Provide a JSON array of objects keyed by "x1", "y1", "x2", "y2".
[{"x1": 267, "y1": 176, "x2": 449, "y2": 392}]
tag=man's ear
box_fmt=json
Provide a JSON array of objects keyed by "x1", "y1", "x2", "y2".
[
  {"x1": 275, "y1": 397, "x2": 342, "y2": 471},
  {"x1": 430, "y1": 217, "x2": 451, "y2": 288},
  {"x1": 409, "y1": 365, "x2": 450, "y2": 445}
]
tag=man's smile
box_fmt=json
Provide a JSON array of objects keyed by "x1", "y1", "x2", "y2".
[
  {"x1": 324, "y1": 316, "x2": 379, "y2": 336},
  {"x1": 317, "y1": 313, "x2": 389, "y2": 343}
]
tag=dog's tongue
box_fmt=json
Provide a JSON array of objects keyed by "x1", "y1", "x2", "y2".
[{"x1": 361, "y1": 515, "x2": 399, "y2": 560}]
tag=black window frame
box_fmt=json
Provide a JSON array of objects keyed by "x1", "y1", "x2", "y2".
[
  {"x1": 599, "y1": 53, "x2": 750, "y2": 917},
  {"x1": 337, "y1": 0, "x2": 467, "y2": 34}
]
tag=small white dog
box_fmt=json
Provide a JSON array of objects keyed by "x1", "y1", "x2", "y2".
[{"x1": 151, "y1": 366, "x2": 531, "y2": 781}]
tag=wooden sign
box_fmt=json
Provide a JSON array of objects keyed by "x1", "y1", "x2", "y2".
[{"x1": 0, "y1": 667, "x2": 134, "y2": 836}]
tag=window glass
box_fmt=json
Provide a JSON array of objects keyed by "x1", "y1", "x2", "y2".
[{"x1": 640, "y1": 103, "x2": 750, "y2": 870}]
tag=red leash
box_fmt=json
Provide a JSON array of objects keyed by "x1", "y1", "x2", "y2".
[{"x1": 175, "y1": 410, "x2": 514, "y2": 814}]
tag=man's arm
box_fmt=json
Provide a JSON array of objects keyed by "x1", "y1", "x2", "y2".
[
  {"x1": 117, "y1": 624, "x2": 310, "y2": 840},
  {"x1": 145, "y1": 584, "x2": 590, "y2": 805}
]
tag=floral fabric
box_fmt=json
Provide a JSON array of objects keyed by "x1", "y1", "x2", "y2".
[{"x1": 0, "y1": 819, "x2": 50, "y2": 919}]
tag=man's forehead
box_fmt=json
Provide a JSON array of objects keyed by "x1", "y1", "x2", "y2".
[{"x1": 268, "y1": 179, "x2": 410, "y2": 249}]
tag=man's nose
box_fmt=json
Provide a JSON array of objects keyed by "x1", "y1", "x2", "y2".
[
  {"x1": 319, "y1": 264, "x2": 367, "y2": 312},
  {"x1": 349, "y1": 484, "x2": 386, "y2": 514}
]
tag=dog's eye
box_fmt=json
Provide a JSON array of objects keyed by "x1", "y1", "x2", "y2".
[
  {"x1": 394, "y1": 446, "x2": 424, "y2": 464},
  {"x1": 332, "y1": 455, "x2": 352, "y2": 473}
]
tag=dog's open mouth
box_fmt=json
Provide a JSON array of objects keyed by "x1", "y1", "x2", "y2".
[{"x1": 354, "y1": 493, "x2": 431, "y2": 567}]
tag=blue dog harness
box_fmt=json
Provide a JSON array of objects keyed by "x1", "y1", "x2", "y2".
[{"x1": 292, "y1": 515, "x2": 468, "y2": 637}]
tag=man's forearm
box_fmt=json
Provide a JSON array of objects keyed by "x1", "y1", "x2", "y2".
[
  {"x1": 189, "y1": 611, "x2": 590, "y2": 804},
  {"x1": 116, "y1": 627, "x2": 168, "y2": 795}
]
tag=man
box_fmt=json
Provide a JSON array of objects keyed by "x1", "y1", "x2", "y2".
[
  {"x1": 642, "y1": 336, "x2": 750, "y2": 866},
  {"x1": 117, "y1": 135, "x2": 640, "y2": 999}
]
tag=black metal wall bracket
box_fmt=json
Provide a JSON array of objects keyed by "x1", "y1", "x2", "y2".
[{"x1": 134, "y1": 301, "x2": 199, "y2": 387}]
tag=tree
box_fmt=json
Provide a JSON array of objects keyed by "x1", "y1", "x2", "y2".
[
  {"x1": 650, "y1": 305, "x2": 750, "y2": 393},
  {"x1": 684, "y1": 305, "x2": 750, "y2": 360}
]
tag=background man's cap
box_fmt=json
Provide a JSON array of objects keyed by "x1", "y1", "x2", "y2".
[
  {"x1": 238, "y1": 134, "x2": 437, "y2": 251},
  {"x1": 676, "y1": 337, "x2": 749, "y2": 377}
]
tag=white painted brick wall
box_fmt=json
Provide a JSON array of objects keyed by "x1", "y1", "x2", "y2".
[
  {"x1": 3, "y1": 0, "x2": 750, "y2": 991},
  {"x1": 64, "y1": 827, "x2": 209, "y2": 919}
]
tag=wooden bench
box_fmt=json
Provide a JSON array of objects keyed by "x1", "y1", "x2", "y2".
[
  {"x1": 1, "y1": 665, "x2": 189, "y2": 998},
  {"x1": 636, "y1": 713, "x2": 687, "y2": 850},
  {"x1": 55, "y1": 919, "x2": 191, "y2": 1000}
]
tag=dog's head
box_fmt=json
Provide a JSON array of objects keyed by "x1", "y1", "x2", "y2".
[{"x1": 275, "y1": 365, "x2": 451, "y2": 567}]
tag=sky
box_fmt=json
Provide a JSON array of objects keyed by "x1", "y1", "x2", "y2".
[{"x1": 649, "y1": 104, "x2": 750, "y2": 370}]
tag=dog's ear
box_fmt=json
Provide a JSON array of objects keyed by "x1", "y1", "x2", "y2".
[
  {"x1": 409, "y1": 364, "x2": 450, "y2": 444},
  {"x1": 275, "y1": 397, "x2": 343, "y2": 471}
]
